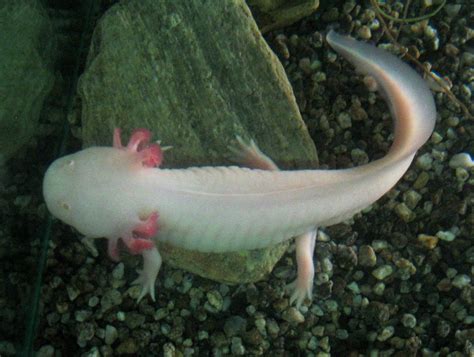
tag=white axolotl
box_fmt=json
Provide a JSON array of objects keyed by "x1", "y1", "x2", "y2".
[{"x1": 43, "y1": 30, "x2": 436, "y2": 307}]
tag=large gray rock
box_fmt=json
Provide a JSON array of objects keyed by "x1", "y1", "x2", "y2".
[
  {"x1": 0, "y1": 0, "x2": 55, "y2": 162},
  {"x1": 78, "y1": 0, "x2": 318, "y2": 285}
]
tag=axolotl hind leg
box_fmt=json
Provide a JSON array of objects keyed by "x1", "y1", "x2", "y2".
[
  {"x1": 229, "y1": 136, "x2": 317, "y2": 309},
  {"x1": 286, "y1": 230, "x2": 317, "y2": 308}
]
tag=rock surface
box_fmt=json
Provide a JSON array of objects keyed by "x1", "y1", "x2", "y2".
[
  {"x1": 0, "y1": 1, "x2": 55, "y2": 162},
  {"x1": 248, "y1": 0, "x2": 320, "y2": 33},
  {"x1": 78, "y1": 0, "x2": 318, "y2": 284}
]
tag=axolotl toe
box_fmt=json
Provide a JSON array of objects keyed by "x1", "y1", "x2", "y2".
[{"x1": 43, "y1": 31, "x2": 436, "y2": 308}]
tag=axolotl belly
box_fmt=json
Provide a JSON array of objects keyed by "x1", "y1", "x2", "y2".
[{"x1": 43, "y1": 30, "x2": 436, "y2": 307}]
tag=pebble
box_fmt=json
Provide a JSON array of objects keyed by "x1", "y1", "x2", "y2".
[
  {"x1": 403, "y1": 190, "x2": 422, "y2": 209},
  {"x1": 88, "y1": 296, "x2": 99, "y2": 307},
  {"x1": 358, "y1": 245, "x2": 377, "y2": 267},
  {"x1": 298, "y1": 57, "x2": 312, "y2": 74},
  {"x1": 206, "y1": 290, "x2": 224, "y2": 311},
  {"x1": 436, "y1": 230, "x2": 456, "y2": 242},
  {"x1": 100, "y1": 289, "x2": 123, "y2": 311},
  {"x1": 179, "y1": 275, "x2": 193, "y2": 293},
  {"x1": 47, "y1": 312, "x2": 60, "y2": 326},
  {"x1": 116, "y1": 338, "x2": 138, "y2": 354},
  {"x1": 360, "y1": 8, "x2": 376, "y2": 23},
  {"x1": 75, "y1": 310, "x2": 92, "y2": 322},
  {"x1": 351, "y1": 148, "x2": 369, "y2": 165},
  {"x1": 372, "y1": 265, "x2": 394, "y2": 280},
  {"x1": 223, "y1": 316, "x2": 247, "y2": 337},
  {"x1": 372, "y1": 240, "x2": 389, "y2": 251},
  {"x1": 417, "y1": 234, "x2": 439, "y2": 249},
  {"x1": 401, "y1": 313, "x2": 417, "y2": 328},
  {"x1": 430, "y1": 131, "x2": 443, "y2": 144},
  {"x1": 416, "y1": 153, "x2": 433, "y2": 170},
  {"x1": 394, "y1": 203, "x2": 415, "y2": 222},
  {"x1": 66, "y1": 285, "x2": 80, "y2": 301},
  {"x1": 444, "y1": 4, "x2": 462, "y2": 17},
  {"x1": 312, "y1": 71, "x2": 326, "y2": 82},
  {"x1": 325, "y1": 300, "x2": 338, "y2": 312},
  {"x1": 346, "y1": 281, "x2": 360, "y2": 294},
  {"x1": 342, "y1": 0, "x2": 356, "y2": 14},
  {"x1": 395, "y1": 258, "x2": 416, "y2": 278},
  {"x1": 321, "y1": 257, "x2": 333, "y2": 273},
  {"x1": 162, "y1": 342, "x2": 177, "y2": 357},
  {"x1": 446, "y1": 127, "x2": 458, "y2": 140},
  {"x1": 452, "y1": 274, "x2": 471, "y2": 289},
  {"x1": 414, "y1": 171, "x2": 430, "y2": 189},
  {"x1": 77, "y1": 322, "x2": 95, "y2": 347},
  {"x1": 282, "y1": 307, "x2": 305, "y2": 324},
  {"x1": 230, "y1": 337, "x2": 245, "y2": 355},
  {"x1": 437, "y1": 278, "x2": 452, "y2": 292},
  {"x1": 462, "y1": 52, "x2": 474, "y2": 67},
  {"x1": 336, "y1": 329, "x2": 349, "y2": 340},
  {"x1": 311, "y1": 304, "x2": 324, "y2": 317},
  {"x1": 322, "y1": 7, "x2": 339, "y2": 22},
  {"x1": 372, "y1": 282, "x2": 385, "y2": 295},
  {"x1": 254, "y1": 316, "x2": 266, "y2": 336},
  {"x1": 437, "y1": 320, "x2": 451, "y2": 337},
  {"x1": 446, "y1": 115, "x2": 460, "y2": 127},
  {"x1": 125, "y1": 311, "x2": 146, "y2": 329},
  {"x1": 112, "y1": 262, "x2": 124, "y2": 280},
  {"x1": 116, "y1": 311, "x2": 126, "y2": 321},
  {"x1": 266, "y1": 318, "x2": 280, "y2": 337},
  {"x1": 447, "y1": 268, "x2": 458, "y2": 280},
  {"x1": 455, "y1": 167, "x2": 469, "y2": 182},
  {"x1": 37, "y1": 345, "x2": 55, "y2": 357},
  {"x1": 466, "y1": 247, "x2": 474, "y2": 264},
  {"x1": 54, "y1": 303, "x2": 66, "y2": 316},
  {"x1": 154, "y1": 307, "x2": 168, "y2": 320},
  {"x1": 357, "y1": 25, "x2": 372, "y2": 40},
  {"x1": 307, "y1": 336, "x2": 318, "y2": 350},
  {"x1": 198, "y1": 330, "x2": 208, "y2": 340},
  {"x1": 377, "y1": 326, "x2": 395, "y2": 341},
  {"x1": 337, "y1": 112, "x2": 352, "y2": 129},
  {"x1": 105, "y1": 325, "x2": 118, "y2": 345}
]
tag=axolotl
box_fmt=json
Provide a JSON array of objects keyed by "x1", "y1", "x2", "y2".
[{"x1": 43, "y1": 30, "x2": 436, "y2": 307}]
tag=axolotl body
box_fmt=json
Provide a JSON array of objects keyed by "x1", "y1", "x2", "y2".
[{"x1": 43, "y1": 31, "x2": 436, "y2": 307}]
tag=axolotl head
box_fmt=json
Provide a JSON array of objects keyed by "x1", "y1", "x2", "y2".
[
  {"x1": 43, "y1": 129, "x2": 163, "y2": 238},
  {"x1": 42, "y1": 147, "x2": 135, "y2": 238}
]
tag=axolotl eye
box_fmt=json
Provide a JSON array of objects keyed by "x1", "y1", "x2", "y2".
[
  {"x1": 60, "y1": 201, "x2": 71, "y2": 211},
  {"x1": 62, "y1": 159, "x2": 75, "y2": 169}
]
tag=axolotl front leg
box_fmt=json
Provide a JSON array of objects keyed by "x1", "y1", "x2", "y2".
[
  {"x1": 110, "y1": 128, "x2": 164, "y2": 302},
  {"x1": 230, "y1": 137, "x2": 317, "y2": 308}
]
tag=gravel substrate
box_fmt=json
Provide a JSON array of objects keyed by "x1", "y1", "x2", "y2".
[{"x1": 1, "y1": 1, "x2": 472, "y2": 355}]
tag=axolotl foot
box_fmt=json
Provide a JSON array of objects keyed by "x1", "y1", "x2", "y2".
[{"x1": 132, "y1": 247, "x2": 162, "y2": 302}]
